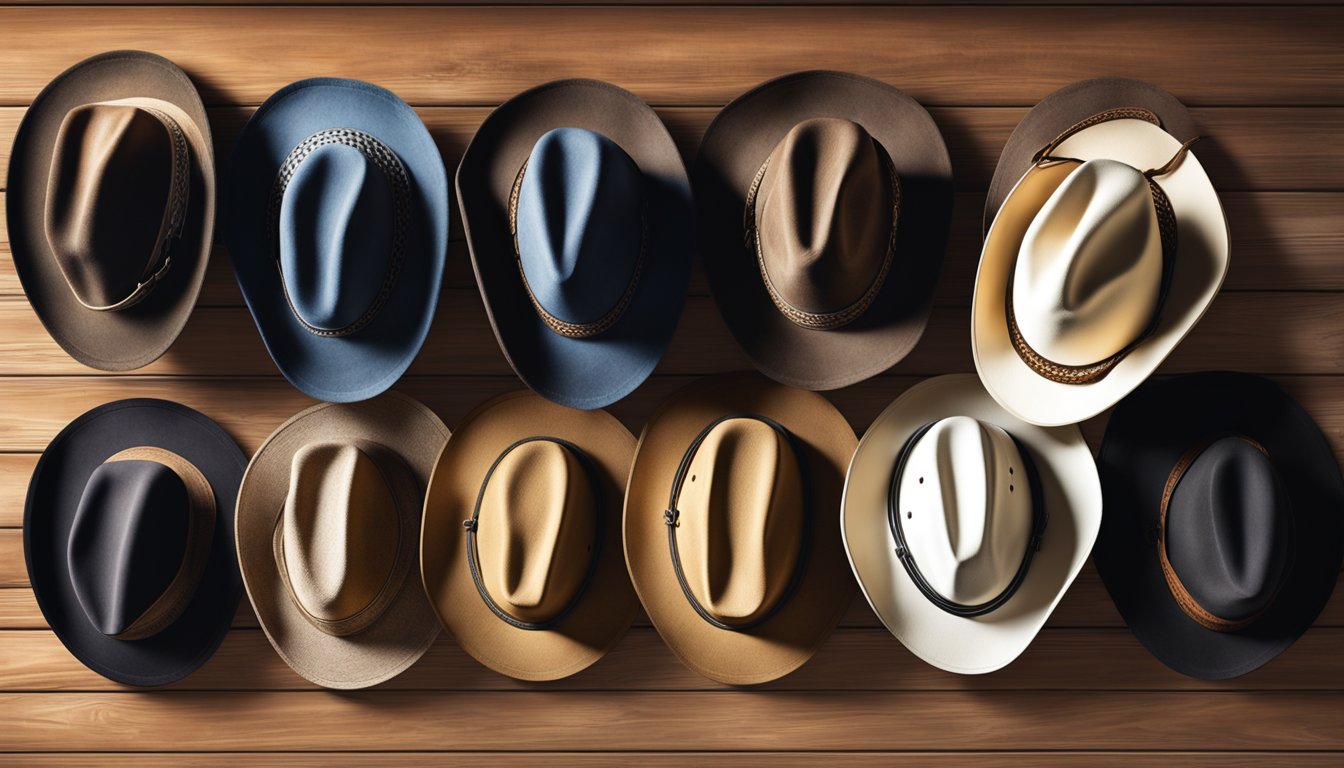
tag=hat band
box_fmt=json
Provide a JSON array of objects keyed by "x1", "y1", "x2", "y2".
[
  {"x1": 102, "y1": 447, "x2": 216, "y2": 640},
  {"x1": 743, "y1": 144, "x2": 901, "y2": 332},
  {"x1": 1005, "y1": 108, "x2": 1196, "y2": 385},
  {"x1": 72, "y1": 104, "x2": 190, "y2": 313},
  {"x1": 508, "y1": 158, "x2": 647, "y2": 340},
  {"x1": 461, "y1": 436, "x2": 605, "y2": 632},
  {"x1": 268, "y1": 129, "x2": 410, "y2": 338},
  {"x1": 886, "y1": 422, "x2": 1048, "y2": 618},
  {"x1": 1156, "y1": 434, "x2": 1289, "y2": 633},
  {"x1": 662, "y1": 413, "x2": 812, "y2": 632}
]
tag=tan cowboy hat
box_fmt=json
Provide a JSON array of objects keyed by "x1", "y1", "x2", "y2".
[
  {"x1": 420, "y1": 392, "x2": 638, "y2": 681},
  {"x1": 6, "y1": 51, "x2": 215, "y2": 371},
  {"x1": 624, "y1": 373, "x2": 858, "y2": 685},
  {"x1": 842, "y1": 374, "x2": 1101, "y2": 674},
  {"x1": 236, "y1": 394, "x2": 448, "y2": 689},
  {"x1": 695, "y1": 71, "x2": 954, "y2": 391},
  {"x1": 972, "y1": 82, "x2": 1229, "y2": 427}
]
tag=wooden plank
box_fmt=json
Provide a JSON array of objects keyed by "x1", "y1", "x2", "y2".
[
  {"x1": 0, "y1": 454, "x2": 37, "y2": 528},
  {"x1": 0, "y1": 8, "x2": 1338, "y2": 107},
  {"x1": 2, "y1": 626, "x2": 1342, "y2": 693},
  {"x1": 1, "y1": 690, "x2": 1340, "y2": 751}
]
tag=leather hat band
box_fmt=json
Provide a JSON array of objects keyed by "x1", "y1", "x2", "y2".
[
  {"x1": 461, "y1": 436, "x2": 604, "y2": 632},
  {"x1": 268, "y1": 128, "x2": 410, "y2": 338},
  {"x1": 886, "y1": 421, "x2": 1048, "y2": 618},
  {"x1": 742, "y1": 144, "x2": 901, "y2": 332},
  {"x1": 1155, "y1": 434, "x2": 1284, "y2": 633},
  {"x1": 663, "y1": 413, "x2": 812, "y2": 632},
  {"x1": 508, "y1": 158, "x2": 647, "y2": 340},
  {"x1": 1004, "y1": 107, "x2": 1195, "y2": 385}
]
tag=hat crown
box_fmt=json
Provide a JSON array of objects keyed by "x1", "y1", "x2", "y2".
[
  {"x1": 279, "y1": 142, "x2": 393, "y2": 333},
  {"x1": 281, "y1": 442, "x2": 401, "y2": 629},
  {"x1": 1167, "y1": 437, "x2": 1292, "y2": 621},
  {"x1": 1012, "y1": 158, "x2": 1163, "y2": 366},
  {"x1": 516, "y1": 127, "x2": 643, "y2": 329},
  {"x1": 44, "y1": 104, "x2": 175, "y2": 310},
  {"x1": 897, "y1": 416, "x2": 1032, "y2": 605},
  {"x1": 476, "y1": 439, "x2": 597, "y2": 623},
  {"x1": 67, "y1": 458, "x2": 191, "y2": 637},
  {"x1": 675, "y1": 418, "x2": 803, "y2": 625},
  {"x1": 756, "y1": 117, "x2": 893, "y2": 317}
]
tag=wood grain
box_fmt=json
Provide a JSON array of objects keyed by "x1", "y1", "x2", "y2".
[
  {"x1": 0, "y1": 8, "x2": 1339, "y2": 107},
  {"x1": 3, "y1": 756, "x2": 1342, "y2": 768}
]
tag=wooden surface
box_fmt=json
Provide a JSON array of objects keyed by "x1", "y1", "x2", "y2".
[{"x1": 2, "y1": 1, "x2": 1342, "y2": 764}]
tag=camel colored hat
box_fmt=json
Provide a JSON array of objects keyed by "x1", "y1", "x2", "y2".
[
  {"x1": 25, "y1": 399, "x2": 246, "y2": 686},
  {"x1": 695, "y1": 72, "x2": 954, "y2": 390},
  {"x1": 6, "y1": 51, "x2": 215, "y2": 371},
  {"x1": 1096, "y1": 373, "x2": 1343, "y2": 680},
  {"x1": 224, "y1": 79, "x2": 449, "y2": 402},
  {"x1": 624, "y1": 373, "x2": 858, "y2": 684},
  {"x1": 842, "y1": 375, "x2": 1101, "y2": 674},
  {"x1": 973, "y1": 80, "x2": 1228, "y2": 427},
  {"x1": 457, "y1": 80, "x2": 693, "y2": 410},
  {"x1": 421, "y1": 392, "x2": 639, "y2": 680},
  {"x1": 236, "y1": 394, "x2": 448, "y2": 689}
]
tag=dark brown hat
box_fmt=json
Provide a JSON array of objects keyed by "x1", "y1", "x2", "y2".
[
  {"x1": 6, "y1": 51, "x2": 215, "y2": 371},
  {"x1": 695, "y1": 72, "x2": 953, "y2": 391}
]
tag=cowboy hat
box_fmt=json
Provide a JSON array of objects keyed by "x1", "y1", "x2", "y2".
[
  {"x1": 224, "y1": 78, "x2": 449, "y2": 403},
  {"x1": 236, "y1": 393, "x2": 448, "y2": 689},
  {"x1": 841, "y1": 374, "x2": 1101, "y2": 674},
  {"x1": 694, "y1": 71, "x2": 954, "y2": 391},
  {"x1": 972, "y1": 79, "x2": 1229, "y2": 427},
  {"x1": 421, "y1": 391, "x2": 639, "y2": 681},
  {"x1": 6, "y1": 51, "x2": 215, "y2": 371},
  {"x1": 1096, "y1": 372, "x2": 1344, "y2": 680},
  {"x1": 624, "y1": 373, "x2": 857, "y2": 684},
  {"x1": 25, "y1": 399, "x2": 247, "y2": 686},
  {"x1": 457, "y1": 80, "x2": 693, "y2": 410}
]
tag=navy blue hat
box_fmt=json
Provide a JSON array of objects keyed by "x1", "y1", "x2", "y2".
[
  {"x1": 457, "y1": 80, "x2": 693, "y2": 410},
  {"x1": 224, "y1": 79, "x2": 449, "y2": 402},
  {"x1": 25, "y1": 399, "x2": 248, "y2": 686}
]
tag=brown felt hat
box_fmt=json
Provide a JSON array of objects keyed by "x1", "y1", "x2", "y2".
[
  {"x1": 695, "y1": 72, "x2": 953, "y2": 391},
  {"x1": 624, "y1": 373, "x2": 858, "y2": 684},
  {"x1": 236, "y1": 394, "x2": 448, "y2": 689},
  {"x1": 421, "y1": 391, "x2": 639, "y2": 681},
  {"x1": 6, "y1": 51, "x2": 215, "y2": 371}
]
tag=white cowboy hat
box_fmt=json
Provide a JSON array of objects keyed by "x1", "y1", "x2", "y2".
[{"x1": 841, "y1": 374, "x2": 1101, "y2": 674}]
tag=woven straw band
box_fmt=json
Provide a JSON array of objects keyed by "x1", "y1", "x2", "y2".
[
  {"x1": 1005, "y1": 107, "x2": 1195, "y2": 385},
  {"x1": 83, "y1": 105, "x2": 190, "y2": 313},
  {"x1": 508, "y1": 159, "x2": 647, "y2": 340},
  {"x1": 1156, "y1": 435, "x2": 1275, "y2": 633},
  {"x1": 268, "y1": 129, "x2": 410, "y2": 338},
  {"x1": 742, "y1": 145, "x2": 901, "y2": 332}
]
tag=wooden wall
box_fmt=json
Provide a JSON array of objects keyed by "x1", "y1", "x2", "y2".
[{"x1": 1, "y1": 1, "x2": 1342, "y2": 764}]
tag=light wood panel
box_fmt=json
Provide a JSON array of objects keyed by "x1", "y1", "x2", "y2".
[{"x1": 0, "y1": 8, "x2": 1339, "y2": 107}]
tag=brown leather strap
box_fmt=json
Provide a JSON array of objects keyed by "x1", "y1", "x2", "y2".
[{"x1": 1156, "y1": 434, "x2": 1269, "y2": 633}]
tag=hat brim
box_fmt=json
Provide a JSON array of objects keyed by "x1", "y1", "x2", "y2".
[
  {"x1": 225, "y1": 79, "x2": 449, "y2": 403},
  {"x1": 984, "y1": 78, "x2": 1199, "y2": 232},
  {"x1": 841, "y1": 374, "x2": 1101, "y2": 674},
  {"x1": 421, "y1": 391, "x2": 639, "y2": 681},
  {"x1": 236, "y1": 394, "x2": 448, "y2": 689},
  {"x1": 624, "y1": 373, "x2": 858, "y2": 685},
  {"x1": 1095, "y1": 373, "x2": 1344, "y2": 680},
  {"x1": 24, "y1": 399, "x2": 246, "y2": 686},
  {"x1": 971, "y1": 118, "x2": 1229, "y2": 427},
  {"x1": 457, "y1": 80, "x2": 693, "y2": 410},
  {"x1": 694, "y1": 71, "x2": 953, "y2": 390},
  {"x1": 6, "y1": 51, "x2": 215, "y2": 371}
]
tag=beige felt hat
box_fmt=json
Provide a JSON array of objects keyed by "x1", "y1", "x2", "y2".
[
  {"x1": 842, "y1": 374, "x2": 1101, "y2": 674},
  {"x1": 624, "y1": 373, "x2": 858, "y2": 685},
  {"x1": 972, "y1": 107, "x2": 1229, "y2": 427},
  {"x1": 236, "y1": 393, "x2": 448, "y2": 689},
  {"x1": 420, "y1": 391, "x2": 639, "y2": 681}
]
